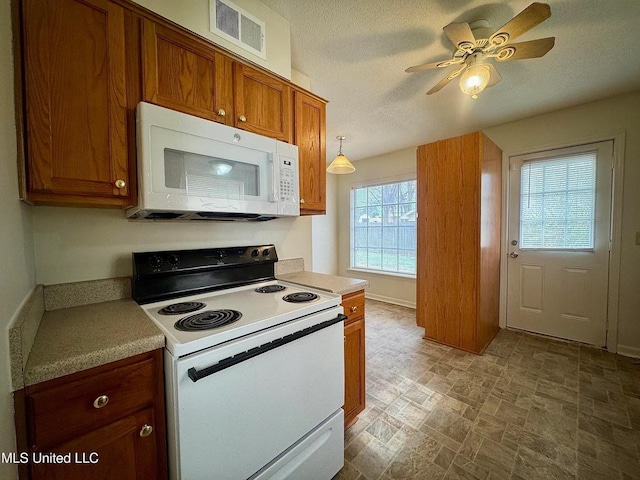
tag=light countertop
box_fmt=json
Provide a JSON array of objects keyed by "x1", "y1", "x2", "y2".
[
  {"x1": 277, "y1": 271, "x2": 368, "y2": 296},
  {"x1": 23, "y1": 299, "x2": 164, "y2": 386}
]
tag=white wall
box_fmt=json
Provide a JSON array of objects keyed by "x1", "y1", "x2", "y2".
[
  {"x1": 0, "y1": 2, "x2": 36, "y2": 476},
  {"x1": 132, "y1": 0, "x2": 291, "y2": 79},
  {"x1": 33, "y1": 208, "x2": 312, "y2": 284},
  {"x1": 337, "y1": 148, "x2": 416, "y2": 307},
  {"x1": 311, "y1": 173, "x2": 338, "y2": 274},
  {"x1": 485, "y1": 92, "x2": 640, "y2": 353}
]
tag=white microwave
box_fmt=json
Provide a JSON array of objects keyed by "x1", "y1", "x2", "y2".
[{"x1": 126, "y1": 102, "x2": 299, "y2": 221}]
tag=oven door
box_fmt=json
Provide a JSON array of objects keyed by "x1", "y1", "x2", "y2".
[{"x1": 166, "y1": 307, "x2": 345, "y2": 480}]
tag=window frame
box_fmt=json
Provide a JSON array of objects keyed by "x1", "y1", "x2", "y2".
[{"x1": 348, "y1": 174, "x2": 417, "y2": 278}]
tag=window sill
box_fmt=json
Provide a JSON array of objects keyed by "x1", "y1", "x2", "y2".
[{"x1": 347, "y1": 268, "x2": 416, "y2": 280}]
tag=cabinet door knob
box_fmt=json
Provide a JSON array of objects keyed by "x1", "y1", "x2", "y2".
[
  {"x1": 350, "y1": 306, "x2": 358, "y2": 313},
  {"x1": 238, "y1": 115, "x2": 247, "y2": 122},
  {"x1": 139, "y1": 424, "x2": 153, "y2": 437},
  {"x1": 115, "y1": 179, "x2": 126, "y2": 189},
  {"x1": 217, "y1": 109, "x2": 226, "y2": 117},
  {"x1": 93, "y1": 395, "x2": 109, "y2": 409},
  {"x1": 300, "y1": 198, "x2": 305, "y2": 204}
]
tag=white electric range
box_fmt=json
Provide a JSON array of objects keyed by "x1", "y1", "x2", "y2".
[{"x1": 133, "y1": 245, "x2": 345, "y2": 480}]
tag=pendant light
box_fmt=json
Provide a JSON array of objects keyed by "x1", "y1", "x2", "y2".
[{"x1": 327, "y1": 136, "x2": 355, "y2": 174}]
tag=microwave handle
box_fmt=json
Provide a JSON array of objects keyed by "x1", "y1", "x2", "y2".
[{"x1": 269, "y1": 153, "x2": 279, "y2": 202}]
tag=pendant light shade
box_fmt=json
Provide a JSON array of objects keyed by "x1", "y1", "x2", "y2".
[{"x1": 327, "y1": 136, "x2": 355, "y2": 174}]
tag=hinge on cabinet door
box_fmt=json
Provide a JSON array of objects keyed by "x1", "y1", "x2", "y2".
[{"x1": 611, "y1": 154, "x2": 615, "y2": 170}]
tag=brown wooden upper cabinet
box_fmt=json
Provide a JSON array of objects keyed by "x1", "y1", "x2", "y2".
[
  {"x1": 233, "y1": 64, "x2": 292, "y2": 143},
  {"x1": 141, "y1": 19, "x2": 234, "y2": 126},
  {"x1": 18, "y1": 0, "x2": 327, "y2": 214},
  {"x1": 21, "y1": 0, "x2": 134, "y2": 207},
  {"x1": 416, "y1": 132, "x2": 502, "y2": 354},
  {"x1": 294, "y1": 90, "x2": 326, "y2": 214}
]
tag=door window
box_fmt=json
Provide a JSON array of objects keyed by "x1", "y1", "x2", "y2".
[{"x1": 520, "y1": 152, "x2": 596, "y2": 249}]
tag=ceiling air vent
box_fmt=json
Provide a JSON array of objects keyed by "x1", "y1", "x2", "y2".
[{"x1": 210, "y1": 0, "x2": 266, "y2": 59}]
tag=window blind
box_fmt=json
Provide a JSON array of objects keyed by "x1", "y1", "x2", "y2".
[{"x1": 520, "y1": 152, "x2": 596, "y2": 249}]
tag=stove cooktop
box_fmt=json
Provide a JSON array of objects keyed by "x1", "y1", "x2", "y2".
[{"x1": 140, "y1": 280, "x2": 341, "y2": 357}]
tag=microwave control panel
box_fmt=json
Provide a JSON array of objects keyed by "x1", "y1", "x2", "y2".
[{"x1": 279, "y1": 159, "x2": 296, "y2": 202}]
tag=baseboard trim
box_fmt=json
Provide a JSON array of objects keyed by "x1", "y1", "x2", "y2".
[
  {"x1": 365, "y1": 293, "x2": 416, "y2": 309},
  {"x1": 616, "y1": 344, "x2": 640, "y2": 359}
]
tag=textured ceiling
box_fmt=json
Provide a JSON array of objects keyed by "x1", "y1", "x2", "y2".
[{"x1": 259, "y1": 0, "x2": 640, "y2": 163}]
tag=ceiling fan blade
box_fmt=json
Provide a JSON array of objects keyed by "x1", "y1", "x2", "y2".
[
  {"x1": 405, "y1": 58, "x2": 463, "y2": 73},
  {"x1": 443, "y1": 22, "x2": 476, "y2": 53},
  {"x1": 486, "y1": 64, "x2": 502, "y2": 88},
  {"x1": 494, "y1": 37, "x2": 555, "y2": 62},
  {"x1": 489, "y1": 2, "x2": 551, "y2": 48},
  {"x1": 426, "y1": 64, "x2": 467, "y2": 95}
]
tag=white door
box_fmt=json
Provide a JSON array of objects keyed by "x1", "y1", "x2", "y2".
[{"x1": 506, "y1": 141, "x2": 613, "y2": 346}]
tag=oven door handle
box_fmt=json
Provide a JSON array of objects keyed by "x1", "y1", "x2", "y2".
[{"x1": 187, "y1": 314, "x2": 347, "y2": 383}]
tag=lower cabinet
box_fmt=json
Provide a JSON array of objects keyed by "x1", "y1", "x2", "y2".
[
  {"x1": 342, "y1": 290, "x2": 366, "y2": 429},
  {"x1": 21, "y1": 350, "x2": 167, "y2": 480}
]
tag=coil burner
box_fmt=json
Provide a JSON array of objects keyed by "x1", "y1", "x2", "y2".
[
  {"x1": 255, "y1": 285, "x2": 287, "y2": 293},
  {"x1": 282, "y1": 292, "x2": 319, "y2": 303},
  {"x1": 174, "y1": 309, "x2": 243, "y2": 331}
]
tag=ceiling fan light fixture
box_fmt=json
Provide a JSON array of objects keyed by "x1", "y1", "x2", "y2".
[
  {"x1": 327, "y1": 136, "x2": 355, "y2": 174},
  {"x1": 460, "y1": 53, "x2": 490, "y2": 99}
]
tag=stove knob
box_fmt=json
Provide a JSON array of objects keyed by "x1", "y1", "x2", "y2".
[
  {"x1": 263, "y1": 249, "x2": 270, "y2": 256},
  {"x1": 148, "y1": 255, "x2": 162, "y2": 269},
  {"x1": 251, "y1": 249, "x2": 259, "y2": 257},
  {"x1": 167, "y1": 254, "x2": 180, "y2": 266}
]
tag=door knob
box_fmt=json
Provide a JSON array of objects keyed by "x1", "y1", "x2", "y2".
[
  {"x1": 238, "y1": 115, "x2": 247, "y2": 122},
  {"x1": 509, "y1": 252, "x2": 519, "y2": 258}
]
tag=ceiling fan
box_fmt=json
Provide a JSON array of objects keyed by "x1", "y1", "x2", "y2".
[{"x1": 406, "y1": 2, "x2": 555, "y2": 99}]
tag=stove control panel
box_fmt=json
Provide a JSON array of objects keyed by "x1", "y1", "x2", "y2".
[
  {"x1": 132, "y1": 245, "x2": 280, "y2": 304},
  {"x1": 133, "y1": 245, "x2": 278, "y2": 275}
]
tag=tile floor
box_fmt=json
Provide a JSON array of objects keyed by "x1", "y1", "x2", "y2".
[{"x1": 335, "y1": 299, "x2": 640, "y2": 480}]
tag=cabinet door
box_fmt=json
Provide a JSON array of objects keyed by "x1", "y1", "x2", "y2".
[
  {"x1": 234, "y1": 64, "x2": 292, "y2": 142},
  {"x1": 141, "y1": 19, "x2": 233, "y2": 126},
  {"x1": 294, "y1": 91, "x2": 326, "y2": 214},
  {"x1": 22, "y1": 0, "x2": 131, "y2": 207},
  {"x1": 343, "y1": 318, "x2": 365, "y2": 429},
  {"x1": 30, "y1": 408, "x2": 162, "y2": 480}
]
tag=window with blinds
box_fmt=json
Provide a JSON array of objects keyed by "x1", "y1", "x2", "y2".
[
  {"x1": 350, "y1": 180, "x2": 417, "y2": 275},
  {"x1": 520, "y1": 152, "x2": 597, "y2": 249}
]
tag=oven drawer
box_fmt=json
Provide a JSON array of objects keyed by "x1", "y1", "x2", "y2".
[
  {"x1": 341, "y1": 290, "x2": 365, "y2": 325},
  {"x1": 27, "y1": 355, "x2": 156, "y2": 449}
]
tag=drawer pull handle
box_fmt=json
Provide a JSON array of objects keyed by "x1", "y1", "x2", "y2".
[
  {"x1": 139, "y1": 425, "x2": 153, "y2": 437},
  {"x1": 114, "y1": 179, "x2": 126, "y2": 189},
  {"x1": 239, "y1": 115, "x2": 247, "y2": 122},
  {"x1": 350, "y1": 306, "x2": 358, "y2": 313},
  {"x1": 93, "y1": 395, "x2": 109, "y2": 409},
  {"x1": 217, "y1": 108, "x2": 226, "y2": 117}
]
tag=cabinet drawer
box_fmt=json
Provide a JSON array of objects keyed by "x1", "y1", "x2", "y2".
[
  {"x1": 341, "y1": 290, "x2": 365, "y2": 325},
  {"x1": 27, "y1": 356, "x2": 156, "y2": 449}
]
